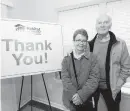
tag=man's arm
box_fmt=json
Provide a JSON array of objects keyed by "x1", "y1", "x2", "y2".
[{"x1": 116, "y1": 41, "x2": 130, "y2": 89}]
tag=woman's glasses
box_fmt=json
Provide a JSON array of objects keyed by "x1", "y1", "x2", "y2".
[{"x1": 74, "y1": 39, "x2": 87, "y2": 44}]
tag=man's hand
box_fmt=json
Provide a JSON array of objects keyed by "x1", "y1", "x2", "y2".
[{"x1": 72, "y1": 93, "x2": 82, "y2": 105}]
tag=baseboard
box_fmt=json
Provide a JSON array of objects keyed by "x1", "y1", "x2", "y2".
[
  {"x1": 19, "y1": 100, "x2": 31, "y2": 111},
  {"x1": 17, "y1": 96, "x2": 31, "y2": 111},
  {"x1": 33, "y1": 96, "x2": 69, "y2": 111},
  {"x1": 20, "y1": 96, "x2": 31, "y2": 108},
  {"x1": 30, "y1": 100, "x2": 63, "y2": 111},
  {"x1": 18, "y1": 96, "x2": 70, "y2": 111}
]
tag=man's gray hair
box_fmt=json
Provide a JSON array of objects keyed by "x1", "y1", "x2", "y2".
[{"x1": 96, "y1": 14, "x2": 112, "y2": 24}]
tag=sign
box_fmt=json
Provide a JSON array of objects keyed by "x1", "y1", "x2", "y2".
[{"x1": 1, "y1": 19, "x2": 63, "y2": 79}]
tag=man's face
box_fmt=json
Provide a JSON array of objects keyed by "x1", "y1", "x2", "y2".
[{"x1": 96, "y1": 15, "x2": 112, "y2": 36}]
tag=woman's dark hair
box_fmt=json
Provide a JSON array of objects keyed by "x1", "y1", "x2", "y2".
[{"x1": 73, "y1": 29, "x2": 88, "y2": 41}]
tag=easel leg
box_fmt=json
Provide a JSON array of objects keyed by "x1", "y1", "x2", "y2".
[
  {"x1": 18, "y1": 76, "x2": 24, "y2": 111},
  {"x1": 31, "y1": 75, "x2": 33, "y2": 111},
  {"x1": 41, "y1": 73, "x2": 52, "y2": 111}
]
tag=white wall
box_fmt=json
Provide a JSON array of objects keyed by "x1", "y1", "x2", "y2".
[
  {"x1": 0, "y1": 0, "x2": 14, "y2": 18},
  {"x1": 56, "y1": 0, "x2": 112, "y2": 9},
  {"x1": 1, "y1": 78, "x2": 17, "y2": 111},
  {"x1": 56, "y1": 0, "x2": 93, "y2": 8},
  {"x1": 8, "y1": 0, "x2": 58, "y2": 22},
  {"x1": 32, "y1": 73, "x2": 66, "y2": 110}
]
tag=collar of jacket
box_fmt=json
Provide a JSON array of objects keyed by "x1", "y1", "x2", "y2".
[
  {"x1": 73, "y1": 49, "x2": 85, "y2": 60},
  {"x1": 89, "y1": 31, "x2": 118, "y2": 52},
  {"x1": 69, "y1": 49, "x2": 90, "y2": 60},
  {"x1": 83, "y1": 49, "x2": 90, "y2": 59}
]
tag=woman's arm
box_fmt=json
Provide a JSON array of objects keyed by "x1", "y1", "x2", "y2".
[
  {"x1": 77, "y1": 55, "x2": 100, "y2": 102},
  {"x1": 61, "y1": 56, "x2": 77, "y2": 98}
]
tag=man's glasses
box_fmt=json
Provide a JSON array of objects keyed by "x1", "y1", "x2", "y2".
[{"x1": 74, "y1": 39, "x2": 87, "y2": 44}]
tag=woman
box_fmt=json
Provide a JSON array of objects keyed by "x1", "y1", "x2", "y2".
[{"x1": 61, "y1": 29, "x2": 100, "y2": 111}]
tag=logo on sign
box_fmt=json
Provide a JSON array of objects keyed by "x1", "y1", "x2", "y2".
[
  {"x1": 15, "y1": 24, "x2": 25, "y2": 31},
  {"x1": 15, "y1": 24, "x2": 41, "y2": 35}
]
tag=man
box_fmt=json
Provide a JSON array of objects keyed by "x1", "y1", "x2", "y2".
[{"x1": 89, "y1": 14, "x2": 130, "y2": 111}]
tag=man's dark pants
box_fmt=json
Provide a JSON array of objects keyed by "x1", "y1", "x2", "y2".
[{"x1": 94, "y1": 88, "x2": 121, "y2": 111}]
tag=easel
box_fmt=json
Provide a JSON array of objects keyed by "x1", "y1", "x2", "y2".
[{"x1": 18, "y1": 73, "x2": 52, "y2": 111}]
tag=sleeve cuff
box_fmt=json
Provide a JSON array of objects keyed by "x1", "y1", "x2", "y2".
[
  {"x1": 77, "y1": 90, "x2": 86, "y2": 102},
  {"x1": 116, "y1": 77, "x2": 124, "y2": 89}
]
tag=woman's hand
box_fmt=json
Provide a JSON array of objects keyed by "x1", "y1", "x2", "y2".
[{"x1": 72, "y1": 93, "x2": 82, "y2": 105}]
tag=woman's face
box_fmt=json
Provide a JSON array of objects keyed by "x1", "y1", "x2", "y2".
[{"x1": 74, "y1": 34, "x2": 87, "y2": 52}]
